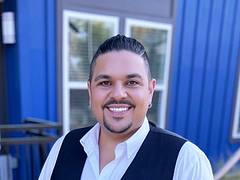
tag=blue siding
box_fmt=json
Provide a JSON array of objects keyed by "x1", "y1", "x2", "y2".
[
  {"x1": 169, "y1": 0, "x2": 240, "y2": 171},
  {"x1": 4, "y1": 0, "x2": 56, "y2": 179}
]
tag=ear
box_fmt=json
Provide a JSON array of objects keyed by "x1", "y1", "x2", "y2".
[
  {"x1": 87, "y1": 80, "x2": 92, "y2": 107},
  {"x1": 148, "y1": 79, "x2": 156, "y2": 104}
]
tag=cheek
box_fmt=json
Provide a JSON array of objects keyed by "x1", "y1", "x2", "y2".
[
  {"x1": 90, "y1": 90, "x2": 107, "y2": 113},
  {"x1": 132, "y1": 90, "x2": 150, "y2": 108}
]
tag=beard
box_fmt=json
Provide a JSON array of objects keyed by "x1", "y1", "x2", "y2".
[{"x1": 102, "y1": 113, "x2": 132, "y2": 134}]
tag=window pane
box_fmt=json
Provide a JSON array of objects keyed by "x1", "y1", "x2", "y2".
[
  {"x1": 69, "y1": 18, "x2": 116, "y2": 82},
  {"x1": 70, "y1": 89, "x2": 96, "y2": 129},
  {"x1": 147, "y1": 91, "x2": 161, "y2": 125},
  {"x1": 130, "y1": 27, "x2": 168, "y2": 85}
]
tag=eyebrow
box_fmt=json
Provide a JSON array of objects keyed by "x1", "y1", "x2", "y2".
[
  {"x1": 127, "y1": 73, "x2": 143, "y2": 80},
  {"x1": 94, "y1": 73, "x2": 143, "y2": 82},
  {"x1": 94, "y1": 74, "x2": 110, "y2": 82}
]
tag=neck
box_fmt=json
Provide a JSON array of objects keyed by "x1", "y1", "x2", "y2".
[{"x1": 98, "y1": 128, "x2": 119, "y2": 172}]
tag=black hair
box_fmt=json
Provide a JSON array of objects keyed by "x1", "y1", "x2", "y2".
[{"x1": 88, "y1": 34, "x2": 152, "y2": 81}]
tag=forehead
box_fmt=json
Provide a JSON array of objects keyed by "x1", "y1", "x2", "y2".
[{"x1": 93, "y1": 50, "x2": 148, "y2": 79}]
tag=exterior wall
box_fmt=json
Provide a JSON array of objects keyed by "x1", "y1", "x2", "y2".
[
  {"x1": 4, "y1": 0, "x2": 57, "y2": 125},
  {"x1": 3, "y1": 0, "x2": 57, "y2": 179},
  {"x1": 168, "y1": 0, "x2": 240, "y2": 171},
  {"x1": 2, "y1": 0, "x2": 240, "y2": 178}
]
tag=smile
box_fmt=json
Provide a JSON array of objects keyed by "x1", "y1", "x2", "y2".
[{"x1": 108, "y1": 107, "x2": 129, "y2": 112}]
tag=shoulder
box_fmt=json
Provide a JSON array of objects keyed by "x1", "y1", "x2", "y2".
[
  {"x1": 177, "y1": 141, "x2": 212, "y2": 166},
  {"x1": 173, "y1": 141, "x2": 214, "y2": 179},
  {"x1": 179, "y1": 141, "x2": 207, "y2": 160},
  {"x1": 149, "y1": 126, "x2": 186, "y2": 147},
  {"x1": 150, "y1": 127, "x2": 185, "y2": 139}
]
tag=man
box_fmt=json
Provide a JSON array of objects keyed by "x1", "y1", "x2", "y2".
[{"x1": 39, "y1": 35, "x2": 214, "y2": 180}]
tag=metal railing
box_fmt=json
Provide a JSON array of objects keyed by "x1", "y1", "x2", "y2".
[{"x1": 0, "y1": 118, "x2": 62, "y2": 180}]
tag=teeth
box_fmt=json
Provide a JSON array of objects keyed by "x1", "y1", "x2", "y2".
[{"x1": 109, "y1": 107, "x2": 128, "y2": 112}]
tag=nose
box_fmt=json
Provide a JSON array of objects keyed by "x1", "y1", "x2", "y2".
[{"x1": 110, "y1": 83, "x2": 127, "y2": 100}]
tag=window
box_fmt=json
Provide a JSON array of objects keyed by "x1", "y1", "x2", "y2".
[
  {"x1": 125, "y1": 19, "x2": 172, "y2": 128},
  {"x1": 62, "y1": 11, "x2": 172, "y2": 132},
  {"x1": 62, "y1": 10, "x2": 119, "y2": 133},
  {"x1": 232, "y1": 74, "x2": 240, "y2": 138}
]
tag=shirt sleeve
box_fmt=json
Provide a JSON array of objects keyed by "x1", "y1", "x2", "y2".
[
  {"x1": 38, "y1": 135, "x2": 65, "y2": 180},
  {"x1": 173, "y1": 141, "x2": 214, "y2": 180}
]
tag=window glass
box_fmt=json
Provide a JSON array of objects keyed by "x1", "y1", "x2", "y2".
[
  {"x1": 70, "y1": 89, "x2": 96, "y2": 129},
  {"x1": 69, "y1": 18, "x2": 116, "y2": 82},
  {"x1": 126, "y1": 19, "x2": 172, "y2": 127},
  {"x1": 147, "y1": 91, "x2": 161, "y2": 125},
  {"x1": 63, "y1": 11, "x2": 118, "y2": 132},
  {"x1": 130, "y1": 27, "x2": 168, "y2": 85}
]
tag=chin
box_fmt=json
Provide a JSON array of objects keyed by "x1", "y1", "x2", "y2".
[{"x1": 103, "y1": 121, "x2": 132, "y2": 134}]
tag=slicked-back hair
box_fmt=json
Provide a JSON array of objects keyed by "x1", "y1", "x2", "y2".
[{"x1": 88, "y1": 34, "x2": 152, "y2": 81}]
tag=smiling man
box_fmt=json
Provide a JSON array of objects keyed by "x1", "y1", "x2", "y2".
[{"x1": 39, "y1": 35, "x2": 214, "y2": 180}]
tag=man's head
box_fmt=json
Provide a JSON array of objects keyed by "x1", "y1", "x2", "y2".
[{"x1": 88, "y1": 35, "x2": 156, "y2": 139}]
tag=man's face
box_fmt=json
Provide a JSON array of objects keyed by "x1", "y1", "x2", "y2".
[{"x1": 88, "y1": 50, "x2": 156, "y2": 137}]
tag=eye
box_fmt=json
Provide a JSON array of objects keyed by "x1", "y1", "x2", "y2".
[
  {"x1": 127, "y1": 80, "x2": 139, "y2": 87},
  {"x1": 98, "y1": 81, "x2": 111, "y2": 87}
]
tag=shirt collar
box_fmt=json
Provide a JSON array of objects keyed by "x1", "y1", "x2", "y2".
[
  {"x1": 80, "y1": 117, "x2": 150, "y2": 158},
  {"x1": 80, "y1": 123, "x2": 100, "y2": 156}
]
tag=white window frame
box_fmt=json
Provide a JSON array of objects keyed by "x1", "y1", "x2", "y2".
[
  {"x1": 232, "y1": 74, "x2": 240, "y2": 138},
  {"x1": 125, "y1": 18, "x2": 172, "y2": 128},
  {"x1": 62, "y1": 10, "x2": 119, "y2": 133}
]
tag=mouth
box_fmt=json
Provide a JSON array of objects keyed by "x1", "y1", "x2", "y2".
[
  {"x1": 107, "y1": 106, "x2": 132, "y2": 113},
  {"x1": 104, "y1": 104, "x2": 134, "y2": 118}
]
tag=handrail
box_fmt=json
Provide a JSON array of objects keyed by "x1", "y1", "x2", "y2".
[
  {"x1": 0, "y1": 136, "x2": 58, "y2": 145},
  {"x1": 214, "y1": 147, "x2": 240, "y2": 180},
  {"x1": 0, "y1": 123, "x2": 61, "y2": 132},
  {"x1": 0, "y1": 117, "x2": 62, "y2": 146}
]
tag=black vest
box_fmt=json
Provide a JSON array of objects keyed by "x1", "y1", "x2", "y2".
[{"x1": 51, "y1": 125, "x2": 186, "y2": 180}]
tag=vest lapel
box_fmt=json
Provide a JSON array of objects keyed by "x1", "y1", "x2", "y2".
[{"x1": 121, "y1": 127, "x2": 186, "y2": 180}]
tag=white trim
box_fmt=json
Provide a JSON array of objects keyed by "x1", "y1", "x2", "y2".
[
  {"x1": 69, "y1": 82, "x2": 88, "y2": 89},
  {"x1": 232, "y1": 74, "x2": 240, "y2": 138},
  {"x1": 62, "y1": 10, "x2": 119, "y2": 133},
  {"x1": 63, "y1": 10, "x2": 119, "y2": 36},
  {"x1": 125, "y1": 18, "x2": 172, "y2": 38},
  {"x1": 62, "y1": 11, "x2": 70, "y2": 133},
  {"x1": 125, "y1": 18, "x2": 172, "y2": 128}
]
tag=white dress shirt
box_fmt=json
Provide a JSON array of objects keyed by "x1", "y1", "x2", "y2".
[{"x1": 39, "y1": 118, "x2": 214, "y2": 180}]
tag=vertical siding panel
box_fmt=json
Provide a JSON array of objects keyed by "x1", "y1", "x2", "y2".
[
  {"x1": 45, "y1": 0, "x2": 57, "y2": 121},
  {"x1": 17, "y1": 0, "x2": 47, "y2": 118},
  {"x1": 209, "y1": 0, "x2": 236, "y2": 161},
  {"x1": 17, "y1": 1, "x2": 47, "y2": 179},
  {"x1": 198, "y1": 0, "x2": 225, "y2": 159},
  {"x1": 186, "y1": 0, "x2": 211, "y2": 144},
  {"x1": 168, "y1": 0, "x2": 186, "y2": 131},
  {"x1": 173, "y1": 0, "x2": 198, "y2": 136},
  {"x1": 194, "y1": 0, "x2": 213, "y2": 151}
]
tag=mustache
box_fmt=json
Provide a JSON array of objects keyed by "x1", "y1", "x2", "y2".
[{"x1": 103, "y1": 99, "x2": 135, "y2": 108}]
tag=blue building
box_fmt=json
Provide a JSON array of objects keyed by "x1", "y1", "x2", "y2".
[{"x1": 0, "y1": 0, "x2": 240, "y2": 179}]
